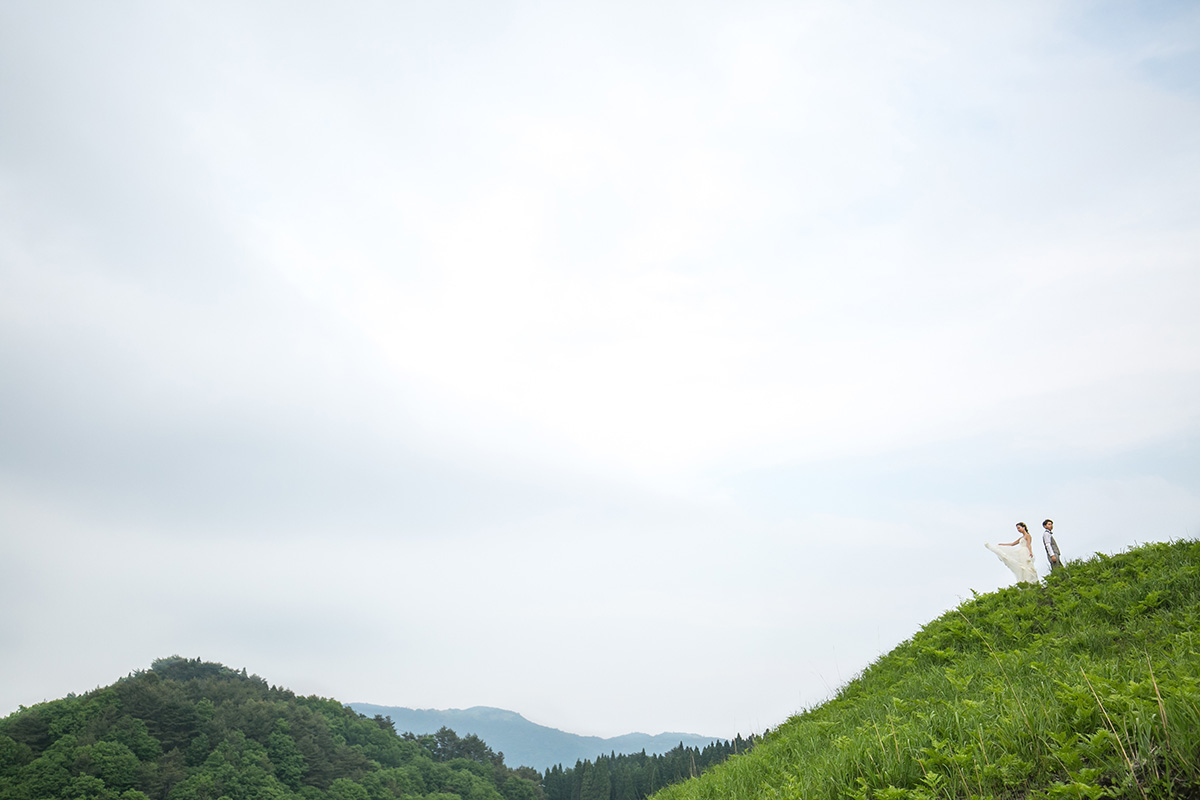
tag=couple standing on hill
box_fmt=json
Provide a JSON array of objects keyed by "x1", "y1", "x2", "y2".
[{"x1": 986, "y1": 520, "x2": 1063, "y2": 584}]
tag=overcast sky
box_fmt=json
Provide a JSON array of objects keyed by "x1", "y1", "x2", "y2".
[{"x1": 2, "y1": 0, "x2": 1199, "y2": 744}]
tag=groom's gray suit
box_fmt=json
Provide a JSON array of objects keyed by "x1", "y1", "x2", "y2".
[{"x1": 1043, "y1": 526, "x2": 1062, "y2": 571}]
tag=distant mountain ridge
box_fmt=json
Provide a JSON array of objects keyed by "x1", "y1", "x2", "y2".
[{"x1": 349, "y1": 703, "x2": 725, "y2": 772}]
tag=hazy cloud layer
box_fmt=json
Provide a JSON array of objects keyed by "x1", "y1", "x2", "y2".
[{"x1": 2, "y1": 1, "x2": 1198, "y2": 739}]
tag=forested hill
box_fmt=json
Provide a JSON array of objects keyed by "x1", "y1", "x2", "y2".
[
  {"x1": 652, "y1": 539, "x2": 1200, "y2": 800},
  {"x1": 0, "y1": 658, "x2": 748, "y2": 800},
  {"x1": 0, "y1": 656, "x2": 545, "y2": 800},
  {"x1": 348, "y1": 704, "x2": 724, "y2": 772}
]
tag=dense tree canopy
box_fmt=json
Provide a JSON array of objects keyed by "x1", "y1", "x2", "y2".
[
  {"x1": 0, "y1": 657, "x2": 543, "y2": 800},
  {"x1": 540, "y1": 737, "x2": 756, "y2": 800},
  {"x1": 0, "y1": 656, "x2": 748, "y2": 800}
]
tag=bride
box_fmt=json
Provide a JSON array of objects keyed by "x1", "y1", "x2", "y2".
[{"x1": 986, "y1": 522, "x2": 1039, "y2": 584}]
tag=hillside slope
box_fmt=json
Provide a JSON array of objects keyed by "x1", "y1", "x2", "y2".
[
  {"x1": 653, "y1": 539, "x2": 1200, "y2": 800},
  {"x1": 0, "y1": 657, "x2": 544, "y2": 800},
  {"x1": 349, "y1": 703, "x2": 722, "y2": 771}
]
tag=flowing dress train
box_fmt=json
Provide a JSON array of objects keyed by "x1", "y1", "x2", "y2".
[{"x1": 985, "y1": 541, "x2": 1039, "y2": 584}]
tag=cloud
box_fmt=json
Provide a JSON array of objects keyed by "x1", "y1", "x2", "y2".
[{"x1": 2, "y1": 0, "x2": 1198, "y2": 738}]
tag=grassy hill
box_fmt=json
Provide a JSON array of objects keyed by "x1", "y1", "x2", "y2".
[{"x1": 652, "y1": 539, "x2": 1200, "y2": 800}]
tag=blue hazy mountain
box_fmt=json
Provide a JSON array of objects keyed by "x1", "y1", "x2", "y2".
[{"x1": 349, "y1": 703, "x2": 724, "y2": 772}]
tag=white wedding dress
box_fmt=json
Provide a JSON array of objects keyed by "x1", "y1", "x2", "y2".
[{"x1": 985, "y1": 540, "x2": 1039, "y2": 584}]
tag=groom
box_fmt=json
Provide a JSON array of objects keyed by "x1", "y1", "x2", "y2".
[{"x1": 1043, "y1": 519, "x2": 1063, "y2": 571}]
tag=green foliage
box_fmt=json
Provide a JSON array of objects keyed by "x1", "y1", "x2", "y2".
[
  {"x1": 64, "y1": 773, "x2": 114, "y2": 799},
  {"x1": 502, "y1": 775, "x2": 543, "y2": 800},
  {"x1": 402, "y1": 726, "x2": 507, "y2": 769},
  {"x1": 580, "y1": 756, "x2": 610, "y2": 800},
  {"x1": 0, "y1": 657, "x2": 545, "y2": 800},
  {"x1": 76, "y1": 741, "x2": 141, "y2": 791},
  {"x1": 0, "y1": 733, "x2": 34, "y2": 776},
  {"x1": 105, "y1": 716, "x2": 162, "y2": 762},
  {"x1": 18, "y1": 753, "x2": 73, "y2": 799},
  {"x1": 328, "y1": 777, "x2": 369, "y2": 800},
  {"x1": 267, "y1": 722, "x2": 307, "y2": 789},
  {"x1": 542, "y1": 737, "x2": 756, "y2": 800},
  {"x1": 654, "y1": 539, "x2": 1200, "y2": 800}
]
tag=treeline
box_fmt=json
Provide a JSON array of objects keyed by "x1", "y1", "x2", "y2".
[
  {"x1": 402, "y1": 726, "x2": 543, "y2": 790},
  {"x1": 0, "y1": 656, "x2": 543, "y2": 800},
  {"x1": 541, "y1": 736, "x2": 757, "y2": 800},
  {"x1": 0, "y1": 655, "x2": 753, "y2": 800}
]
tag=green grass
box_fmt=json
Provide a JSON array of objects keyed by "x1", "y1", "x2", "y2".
[{"x1": 653, "y1": 540, "x2": 1200, "y2": 800}]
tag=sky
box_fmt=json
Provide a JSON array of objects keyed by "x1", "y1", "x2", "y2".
[{"x1": 1, "y1": 0, "x2": 1199, "y2": 744}]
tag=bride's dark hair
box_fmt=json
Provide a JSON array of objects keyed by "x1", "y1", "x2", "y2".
[{"x1": 1016, "y1": 522, "x2": 1028, "y2": 531}]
